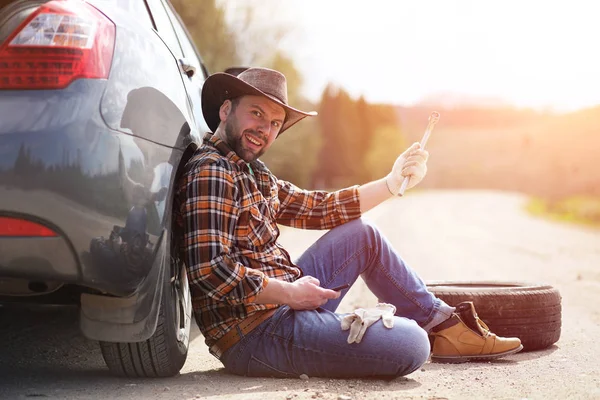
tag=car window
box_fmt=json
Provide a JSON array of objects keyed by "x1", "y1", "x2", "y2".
[
  {"x1": 145, "y1": 0, "x2": 183, "y2": 58},
  {"x1": 93, "y1": 0, "x2": 153, "y2": 28},
  {"x1": 163, "y1": 2, "x2": 207, "y2": 81}
]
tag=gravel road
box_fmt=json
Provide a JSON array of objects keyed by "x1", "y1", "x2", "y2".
[{"x1": 1, "y1": 190, "x2": 599, "y2": 400}]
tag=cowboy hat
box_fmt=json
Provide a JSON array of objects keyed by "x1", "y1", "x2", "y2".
[{"x1": 201, "y1": 67, "x2": 317, "y2": 135}]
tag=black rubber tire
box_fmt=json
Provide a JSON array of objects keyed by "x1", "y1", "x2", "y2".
[
  {"x1": 99, "y1": 256, "x2": 191, "y2": 377},
  {"x1": 426, "y1": 281, "x2": 561, "y2": 351}
]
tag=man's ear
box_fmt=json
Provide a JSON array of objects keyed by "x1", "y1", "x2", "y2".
[{"x1": 219, "y1": 100, "x2": 232, "y2": 122}]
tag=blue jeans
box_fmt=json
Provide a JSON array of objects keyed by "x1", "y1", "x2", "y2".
[{"x1": 220, "y1": 218, "x2": 455, "y2": 378}]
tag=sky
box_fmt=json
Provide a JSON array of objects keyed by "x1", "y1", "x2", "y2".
[{"x1": 229, "y1": 0, "x2": 600, "y2": 112}]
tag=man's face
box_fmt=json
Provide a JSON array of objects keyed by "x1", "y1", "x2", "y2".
[{"x1": 220, "y1": 95, "x2": 285, "y2": 163}]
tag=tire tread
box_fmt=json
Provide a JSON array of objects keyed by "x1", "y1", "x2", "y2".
[
  {"x1": 100, "y1": 260, "x2": 189, "y2": 377},
  {"x1": 428, "y1": 282, "x2": 562, "y2": 351}
]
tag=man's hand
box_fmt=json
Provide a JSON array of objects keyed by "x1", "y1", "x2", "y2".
[
  {"x1": 341, "y1": 303, "x2": 396, "y2": 344},
  {"x1": 255, "y1": 276, "x2": 339, "y2": 308},
  {"x1": 286, "y1": 276, "x2": 340, "y2": 310},
  {"x1": 385, "y1": 143, "x2": 429, "y2": 195}
]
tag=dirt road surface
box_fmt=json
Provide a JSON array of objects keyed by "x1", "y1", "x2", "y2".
[{"x1": 1, "y1": 190, "x2": 599, "y2": 399}]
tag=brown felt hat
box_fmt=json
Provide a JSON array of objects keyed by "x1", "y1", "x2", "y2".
[{"x1": 201, "y1": 67, "x2": 317, "y2": 135}]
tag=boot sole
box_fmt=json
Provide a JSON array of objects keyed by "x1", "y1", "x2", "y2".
[{"x1": 431, "y1": 344, "x2": 524, "y2": 363}]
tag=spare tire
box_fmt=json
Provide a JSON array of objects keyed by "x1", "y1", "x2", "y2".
[{"x1": 426, "y1": 281, "x2": 561, "y2": 351}]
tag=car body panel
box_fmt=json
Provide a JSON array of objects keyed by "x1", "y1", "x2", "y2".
[
  {"x1": 0, "y1": 0, "x2": 208, "y2": 341},
  {"x1": 0, "y1": 235, "x2": 77, "y2": 282},
  {"x1": 0, "y1": 79, "x2": 181, "y2": 295}
]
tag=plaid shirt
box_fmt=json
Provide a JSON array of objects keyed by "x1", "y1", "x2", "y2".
[{"x1": 175, "y1": 133, "x2": 361, "y2": 351}]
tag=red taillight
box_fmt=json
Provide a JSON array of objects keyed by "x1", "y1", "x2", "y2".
[
  {"x1": 0, "y1": 0, "x2": 115, "y2": 90},
  {"x1": 0, "y1": 217, "x2": 58, "y2": 237}
]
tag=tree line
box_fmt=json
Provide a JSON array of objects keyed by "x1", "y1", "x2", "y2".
[{"x1": 170, "y1": 0, "x2": 406, "y2": 190}]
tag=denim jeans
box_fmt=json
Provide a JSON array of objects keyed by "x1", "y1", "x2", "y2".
[{"x1": 220, "y1": 218, "x2": 455, "y2": 378}]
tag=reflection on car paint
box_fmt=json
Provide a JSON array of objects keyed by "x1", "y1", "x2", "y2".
[{"x1": 99, "y1": 24, "x2": 196, "y2": 147}]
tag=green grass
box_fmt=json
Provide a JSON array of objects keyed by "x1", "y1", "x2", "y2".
[{"x1": 526, "y1": 196, "x2": 600, "y2": 228}]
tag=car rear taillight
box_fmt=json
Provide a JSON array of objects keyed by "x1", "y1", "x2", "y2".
[
  {"x1": 0, "y1": 0, "x2": 115, "y2": 90},
  {"x1": 0, "y1": 217, "x2": 58, "y2": 237}
]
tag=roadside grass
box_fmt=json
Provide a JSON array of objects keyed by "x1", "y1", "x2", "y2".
[{"x1": 526, "y1": 196, "x2": 600, "y2": 229}]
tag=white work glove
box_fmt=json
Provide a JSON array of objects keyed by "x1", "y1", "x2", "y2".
[
  {"x1": 385, "y1": 143, "x2": 429, "y2": 195},
  {"x1": 340, "y1": 303, "x2": 396, "y2": 344}
]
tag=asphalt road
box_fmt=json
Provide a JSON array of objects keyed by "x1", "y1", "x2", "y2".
[{"x1": 1, "y1": 190, "x2": 599, "y2": 400}]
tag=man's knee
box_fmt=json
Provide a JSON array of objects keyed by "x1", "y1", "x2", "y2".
[
  {"x1": 386, "y1": 320, "x2": 430, "y2": 377},
  {"x1": 365, "y1": 319, "x2": 430, "y2": 377},
  {"x1": 397, "y1": 324, "x2": 430, "y2": 376},
  {"x1": 343, "y1": 217, "x2": 384, "y2": 243}
]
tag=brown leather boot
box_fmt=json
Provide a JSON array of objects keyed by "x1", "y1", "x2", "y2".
[{"x1": 429, "y1": 301, "x2": 523, "y2": 362}]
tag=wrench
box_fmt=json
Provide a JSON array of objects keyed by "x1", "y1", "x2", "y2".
[{"x1": 398, "y1": 111, "x2": 440, "y2": 196}]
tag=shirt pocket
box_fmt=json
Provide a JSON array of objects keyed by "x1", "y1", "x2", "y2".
[
  {"x1": 237, "y1": 203, "x2": 273, "y2": 249},
  {"x1": 269, "y1": 181, "x2": 280, "y2": 216}
]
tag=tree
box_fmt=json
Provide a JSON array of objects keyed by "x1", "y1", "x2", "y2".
[
  {"x1": 219, "y1": 0, "x2": 295, "y2": 67},
  {"x1": 313, "y1": 86, "x2": 368, "y2": 188},
  {"x1": 170, "y1": 0, "x2": 239, "y2": 73},
  {"x1": 313, "y1": 84, "x2": 342, "y2": 188},
  {"x1": 169, "y1": 0, "x2": 321, "y2": 186},
  {"x1": 363, "y1": 125, "x2": 406, "y2": 183},
  {"x1": 356, "y1": 96, "x2": 374, "y2": 182}
]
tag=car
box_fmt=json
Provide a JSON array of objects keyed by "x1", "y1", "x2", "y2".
[{"x1": 0, "y1": 0, "x2": 211, "y2": 377}]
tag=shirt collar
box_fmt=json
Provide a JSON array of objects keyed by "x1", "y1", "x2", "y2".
[
  {"x1": 204, "y1": 133, "x2": 247, "y2": 168},
  {"x1": 204, "y1": 133, "x2": 268, "y2": 175}
]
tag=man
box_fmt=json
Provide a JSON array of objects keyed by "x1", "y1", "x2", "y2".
[{"x1": 175, "y1": 67, "x2": 522, "y2": 378}]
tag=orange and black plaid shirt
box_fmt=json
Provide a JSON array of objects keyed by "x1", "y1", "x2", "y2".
[{"x1": 175, "y1": 133, "x2": 361, "y2": 351}]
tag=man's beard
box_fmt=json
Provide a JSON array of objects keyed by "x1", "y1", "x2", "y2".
[{"x1": 224, "y1": 117, "x2": 266, "y2": 163}]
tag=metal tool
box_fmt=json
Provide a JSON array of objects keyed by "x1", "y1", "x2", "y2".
[{"x1": 398, "y1": 111, "x2": 440, "y2": 196}]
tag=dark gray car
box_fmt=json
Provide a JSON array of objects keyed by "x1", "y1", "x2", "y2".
[{"x1": 0, "y1": 0, "x2": 209, "y2": 377}]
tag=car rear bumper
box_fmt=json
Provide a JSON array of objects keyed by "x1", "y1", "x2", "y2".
[
  {"x1": 0, "y1": 235, "x2": 78, "y2": 283},
  {"x1": 0, "y1": 188, "x2": 143, "y2": 296}
]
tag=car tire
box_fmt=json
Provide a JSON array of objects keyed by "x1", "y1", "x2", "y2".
[
  {"x1": 99, "y1": 252, "x2": 192, "y2": 377},
  {"x1": 426, "y1": 281, "x2": 561, "y2": 351}
]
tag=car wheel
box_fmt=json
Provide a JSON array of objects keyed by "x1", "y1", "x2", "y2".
[
  {"x1": 99, "y1": 253, "x2": 192, "y2": 377},
  {"x1": 426, "y1": 281, "x2": 561, "y2": 351}
]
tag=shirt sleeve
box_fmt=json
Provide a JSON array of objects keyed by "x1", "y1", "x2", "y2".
[
  {"x1": 275, "y1": 179, "x2": 362, "y2": 229},
  {"x1": 180, "y1": 162, "x2": 268, "y2": 305}
]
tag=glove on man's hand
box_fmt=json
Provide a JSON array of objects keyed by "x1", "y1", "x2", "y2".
[
  {"x1": 340, "y1": 303, "x2": 396, "y2": 344},
  {"x1": 386, "y1": 143, "x2": 429, "y2": 195}
]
